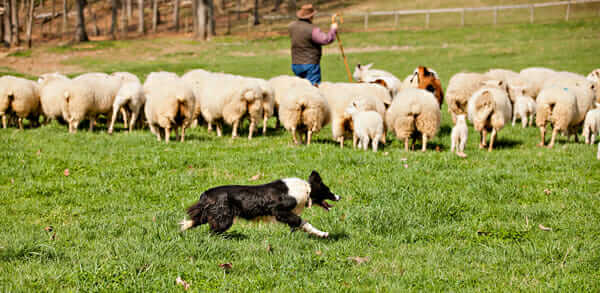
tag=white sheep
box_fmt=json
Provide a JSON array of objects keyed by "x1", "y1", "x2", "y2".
[
  {"x1": 319, "y1": 82, "x2": 388, "y2": 147},
  {"x1": 108, "y1": 81, "x2": 145, "y2": 133},
  {"x1": 72, "y1": 72, "x2": 122, "y2": 131},
  {"x1": 450, "y1": 114, "x2": 468, "y2": 158},
  {"x1": 446, "y1": 72, "x2": 492, "y2": 123},
  {"x1": 352, "y1": 63, "x2": 403, "y2": 96},
  {"x1": 181, "y1": 69, "x2": 212, "y2": 128},
  {"x1": 187, "y1": 71, "x2": 263, "y2": 139},
  {"x1": 345, "y1": 101, "x2": 384, "y2": 152},
  {"x1": 268, "y1": 75, "x2": 313, "y2": 129},
  {"x1": 278, "y1": 84, "x2": 330, "y2": 145},
  {"x1": 37, "y1": 73, "x2": 70, "y2": 124},
  {"x1": 512, "y1": 93, "x2": 536, "y2": 128},
  {"x1": 385, "y1": 88, "x2": 441, "y2": 152},
  {"x1": 519, "y1": 67, "x2": 557, "y2": 98},
  {"x1": 485, "y1": 69, "x2": 534, "y2": 103},
  {"x1": 588, "y1": 69, "x2": 600, "y2": 104},
  {"x1": 467, "y1": 80, "x2": 513, "y2": 152},
  {"x1": 143, "y1": 72, "x2": 195, "y2": 143},
  {"x1": 582, "y1": 106, "x2": 600, "y2": 144},
  {"x1": 111, "y1": 72, "x2": 141, "y2": 84},
  {"x1": 246, "y1": 77, "x2": 275, "y2": 135},
  {"x1": 597, "y1": 141, "x2": 600, "y2": 160},
  {"x1": 0, "y1": 76, "x2": 41, "y2": 129},
  {"x1": 535, "y1": 87, "x2": 579, "y2": 148}
]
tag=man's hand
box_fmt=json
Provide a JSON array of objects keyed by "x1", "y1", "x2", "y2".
[{"x1": 331, "y1": 22, "x2": 338, "y2": 31}]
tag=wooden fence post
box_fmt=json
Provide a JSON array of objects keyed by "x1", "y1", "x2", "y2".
[
  {"x1": 425, "y1": 11, "x2": 430, "y2": 29},
  {"x1": 394, "y1": 12, "x2": 398, "y2": 28},
  {"x1": 530, "y1": 5, "x2": 534, "y2": 24},
  {"x1": 461, "y1": 8, "x2": 465, "y2": 27},
  {"x1": 493, "y1": 7, "x2": 497, "y2": 25},
  {"x1": 565, "y1": 2, "x2": 570, "y2": 21}
]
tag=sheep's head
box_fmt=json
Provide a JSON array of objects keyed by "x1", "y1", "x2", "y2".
[
  {"x1": 482, "y1": 79, "x2": 507, "y2": 91},
  {"x1": 344, "y1": 101, "x2": 360, "y2": 116},
  {"x1": 353, "y1": 63, "x2": 373, "y2": 82}
]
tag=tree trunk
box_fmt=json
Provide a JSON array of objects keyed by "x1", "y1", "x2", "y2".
[
  {"x1": 91, "y1": 5, "x2": 100, "y2": 36},
  {"x1": 191, "y1": 0, "x2": 197, "y2": 35},
  {"x1": 52, "y1": 0, "x2": 56, "y2": 34},
  {"x1": 10, "y1": 0, "x2": 18, "y2": 46},
  {"x1": 127, "y1": 0, "x2": 132, "y2": 21},
  {"x1": 74, "y1": 0, "x2": 88, "y2": 42},
  {"x1": 137, "y1": 0, "x2": 144, "y2": 34},
  {"x1": 62, "y1": 0, "x2": 67, "y2": 37},
  {"x1": 3, "y1": 0, "x2": 11, "y2": 45},
  {"x1": 207, "y1": 0, "x2": 215, "y2": 36},
  {"x1": 0, "y1": 4, "x2": 4, "y2": 45},
  {"x1": 110, "y1": 0, "x2": 118, "y2": 39},
  {"x1": 151, "y1": 0, "x2": 157, "y2": 32},
  {"x1": 273, "y1": 0, "x2": 282, "y2": 12},
  {"x1": 26, "y1": 0, "x2": 34, "y2": 48},
  {"x1": 121, "y1": 0, "x2": 128, "y2": 36},
  {"x1": 236, "y1": 0, "x2": 240, "y2": 20},
  {"x1": 288, "y1": 0, "x2": 296, "y2": 15},
  {"x1": 253, "y1": 0, "x2": 259, "y2": 25},
  {"x1": 196, "y1": 0, "x2": 206, "y2": 40},
  {"x1": 173, "y1": 0, "x2": 180, "y2": 32}
]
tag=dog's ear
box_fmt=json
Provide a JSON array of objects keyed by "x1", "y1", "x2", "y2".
[{"x1": 309, "y1": 170, "x2": 322, "y2": 184}]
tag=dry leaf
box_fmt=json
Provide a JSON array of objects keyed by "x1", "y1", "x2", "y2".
[
  {"x1": 63, "y1": 169, "x2": 70, "y2": 177},
  {"x1": 403, "y1": 164, "x2": 408, "y2": 168},
  {"x1": 44, "y1": 226, "x2": 53, "y2": 232},
  {"x1": 347, "y1": 256, "x2": 369, "y2": 264},
  {"x1": 176, "y1": 276, "x2": 190, "y2": 291},
  {"x1": 315, "y1": 250, "x2": 322, "y2": 256},
  {"x1": 266, "y1": 243, "x2": 272, "y2": 253},
  {"x1": 152, "y1": 216, "x2": 156, "y2": 222},
  {"x1": 543, "y1": 189, "x2": 551, "y2": 195},
  {"x1": 339, "y1": 214, "x2": 346, "y2": 221},
  {"x1": 383, "y1": 152, "x2": 389, "y2": 156},
  {"x1": 10, "y1": 178, "x2": 14, "y2": 184},
  {"x1": 50, "y1": 232, "x2": 56, "y2": 241},
  {"x1": 36, "y1": 149, "x2": 41, "y2": 156},
  {"x1": 219, "y1": 263, "x2": 233, "y2": 270},
  {"x1": 249, "y1": 173, "x2": 261, "y2": 181},
  {"x1": 435, "y1": 146, "x2": 441, "y2": 152},
  {"x1": 539, "y1": 224, "x2": 552, "y2": 231}
]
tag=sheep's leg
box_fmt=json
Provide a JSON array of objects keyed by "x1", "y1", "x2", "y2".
[
  {"x1": 291, "y1": 127, "x2": 299, "y2": 144},
  {"x1": 307, "y1": 130, "x2": 313, "y2": 145},
  {"x1": 372, "y1": 135, "x2": 379, "y2": 152},
  {"x1": 352, "y1": 133, "x2": 358, "y2": 149},
  {"x1": 538, "y1": 125, "x2": 546, "y2": 147},
  {"x1": 458, "y1": 136, "x2": 467, "y2": 157},
  {"x1": 528, "y1": 115, "x2": 533, "y2": 127},
  {"x1": 1, "y1": 115, "x2": 7, "y2": 128},
  {"x1": 522, "y1": 116, "x2": 527, "y2": 129},
  {"x1": 404, "y1": 137, "x2": 409, "y2": 152},
  {"x1": 421, "y1": 135, "x2": 428, "y2": 152},
  {"x1": 108, "y1": 106, "x2": 120, "y2": 134},
  {"x1": 512, "y1": 111, "x2": 517, "y2": 127},
  {"x1": 548, "y1": 127, "x2": 559, "y2": 148},
  {"x1": 362, "y1": 136, "x2": 369, "y2": 151},
  {"x1": 69, "y1": 121, "x2": 79, "y2": 134},
  {"x1": 150, "y1": 125, "x2": 161, "y2": 141},
  {"x1": 339, "y1": 137, "x2": 344, "y2": 148},
  {"x1": 216, "y1": 122, "x2": 223, "y2": 137},
  {"x1": 479, "y1": 130, "x2": 487, "y2": 149},
  {"x1": 165, "y1": 127, "x2": 171, "y2": 143},
  {"x1": 207, "y1": 122, "x2": 213, "y2": 132},
  {"x1": 191, "y1": 119, "x2": 198, "y2": 128},
  {"x1": 262, "y1": 115, "x2": 268, "y2": 135},
  {"x1": 574, "y1": 133, "x2": 579, "y2": 143},
  {"x1": 451, "y1": 136, "x2": 456, "y2": 153},
  {"x1": 120, "y1": 108, "x2": 129, "y2": 126},
  {"x1": 128, "y1": 111, "x2": 139, "y2": 133},
  {"x1": 89, "y1": 118, "x2": 95, "y2": 132},
  {"x1": 380, "y1": 133, "x2": 386, "y2": 145},
  {"x1": 488, "y1": 128, "x2": 497, "y2": 152},
  {"x1": 18, "y1": 117, "x2": 23, "y2": 130},
  {"x1": 175, "y1": 127, "x2": 180, "y2": 141},
  {"x1": 180, "y1": 126, "x2": 186, "y2": 142},
  {"x1": 592, "y1": 134, "x2": 596, "y2": 144},
  {"x1": 248, "y1": 119, "x2": 255, "y2": 140},
  {"x1": 232, "y1": 120, "x2": 239, "y2": 138}
]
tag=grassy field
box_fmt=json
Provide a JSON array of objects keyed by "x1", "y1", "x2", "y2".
[{"x1": 1, "y1": 19, "x2": 600, "y2": 291}]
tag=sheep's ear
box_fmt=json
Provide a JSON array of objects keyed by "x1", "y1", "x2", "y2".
[
  {"x1": 590, "y1": 84, "x2": 596, "y2": 91},
  {"x1": 498, "y1": 80, "x2": 504, "y2": 87},
  {"x1": 356, "y1": 63, "x2": 362, "y2": 69},
  {"x1": 365, "y1": 63, "x2": 373, "y2": 69}
]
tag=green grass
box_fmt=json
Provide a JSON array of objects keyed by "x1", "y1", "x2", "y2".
[{"x1": 1, "y1": 20, "x2": 600, "y2": 291}]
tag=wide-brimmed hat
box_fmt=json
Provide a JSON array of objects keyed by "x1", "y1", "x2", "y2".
[{"x1": 297, "y1": 4, "x2": 317, "y2": 19}]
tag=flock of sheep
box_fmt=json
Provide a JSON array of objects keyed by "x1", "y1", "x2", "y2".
[{"x1": 0, "y1": 65, "x2": 599, "y2": 159}]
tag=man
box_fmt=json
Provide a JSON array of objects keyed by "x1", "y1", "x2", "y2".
[{"x1": 288, "y1": 4, "x2": 338, "y2": 85}]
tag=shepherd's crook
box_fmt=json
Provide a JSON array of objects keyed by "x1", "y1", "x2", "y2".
[{"x1": 332, "y1": 14, "x2": 353, "y2": 82}]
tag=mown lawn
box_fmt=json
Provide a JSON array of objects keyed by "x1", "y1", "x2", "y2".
[{"x1": 1, "y1": 20, "x2": 599, "y2": 291}]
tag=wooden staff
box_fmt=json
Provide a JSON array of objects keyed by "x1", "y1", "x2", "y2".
[{"x1": 332, "y1": 13, "x2": 353, "y2": 82}]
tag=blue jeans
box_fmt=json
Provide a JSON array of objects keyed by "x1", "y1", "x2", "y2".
[{"x1": 292, "y1": 64, "x2": 321, "y2": 85}]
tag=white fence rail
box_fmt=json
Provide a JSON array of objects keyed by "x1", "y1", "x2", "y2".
[{"x1": 263, "y1": 0, "x2": 600, "y2": 30}]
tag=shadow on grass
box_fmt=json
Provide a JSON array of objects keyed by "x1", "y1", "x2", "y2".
[
  {"x1": 219, "y1": 231, "x2": 249, "y2": 240},
  {"x1": 493, "y1": 137, "x2": 523, "y2": 150}
]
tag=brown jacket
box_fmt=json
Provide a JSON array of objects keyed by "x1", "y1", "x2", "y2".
[{"x1": 288, "y1": 19, "x2": 322, "y2": 64}]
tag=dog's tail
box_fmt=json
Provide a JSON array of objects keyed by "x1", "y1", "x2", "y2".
[{"x1": 179, "y1": 197, "x2": 207, "y2": 232}]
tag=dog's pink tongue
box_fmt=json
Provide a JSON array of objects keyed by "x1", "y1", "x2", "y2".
[{"x1": 320, "y1": 201, "x2": 333, "y2": 211}]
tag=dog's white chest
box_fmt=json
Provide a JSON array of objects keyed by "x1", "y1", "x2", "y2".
[{"x1": 282, "y1": 178, "x2": 311, "y2": 215}]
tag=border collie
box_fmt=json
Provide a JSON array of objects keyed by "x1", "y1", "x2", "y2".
[{"x1": 179, "y1": 171, "x2": 340, "y2": 238}]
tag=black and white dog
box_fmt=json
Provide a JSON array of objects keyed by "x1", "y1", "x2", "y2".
[{"x1": 179, "y1": 171, "x2": 340, "y2": 238}]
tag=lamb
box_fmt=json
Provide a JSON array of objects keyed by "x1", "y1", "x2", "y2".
[
  {"x1": 345, "y1": 101, "x2": 384, "y2": 152},
  {"x1": 71, "y1": 72, "x2": 123, "y2": 131},
  {"x1": 519, "y1": 67, "x2": 557, "y2": 98},
  {"x1": 267, "y1": 75, "x2": 313, "y2": 129},
  {"x1": 385, "y1": 88, "x2": 441, "y2": 152},
  {"x1": 485, "y1": 69, "x2": 534, "y2": 103},
  {"x1": 467, "y1": 80, "x2": 513, "y2": 152},
  {"x1": 588, "y1": 69, "x2": 600, "y2": 103},
  {"x1": 582, "y1": 106, "x2": 600, "y2": 144},
  {"x1": 352, "y1": 63, "x2": 403, "y2": 96},
  {"x1": 512, "y1": 92, "x2": 536, "y2": 128},
  {"x1": 446, "y1": 72, "x2": 492, "y2": 123},
  {"x1": 319, "y1": 82, "x2": 388, "y2": 147},
  {"x1": 450, "y1": 114, "x2": 468, "y2": 157},
  {"x1": 186, "y1": 71, "x2": 263, "y2": 139},
  {"x1": 108, "y1": 80, "x2": 145, "y2": 133},
  {"x1": 278, "y1": 84, "x2": 330, "y2": 145},
  {"x1": 143, "y1": 72, "x2": 195, "y2": 143},
  {"x1": 0, "y1": 75, "x2": 41, "y2": 129}
]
